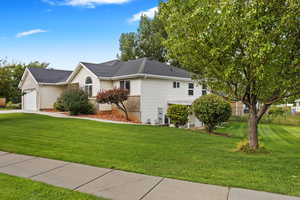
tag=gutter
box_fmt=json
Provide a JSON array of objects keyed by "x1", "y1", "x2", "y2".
[{"x1": 98, "y1": 73, "x2": 192, "y2": 81}]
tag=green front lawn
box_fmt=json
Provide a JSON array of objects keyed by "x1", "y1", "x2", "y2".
[
  {"x1": 0, "y1": 173, "x2": 106, "y2": 200},
  {"x1": 0, "y1": 113, "x2": 299, "y2": 197}
]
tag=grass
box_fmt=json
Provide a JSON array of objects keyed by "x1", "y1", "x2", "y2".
[
  {"x1": 0, "y1": 113, "x2": 299, "y2": 197},
  {"x1": 230, "y1": 114, "x2": 300, "y2": 126},
  {"x1": 0, "y1": 173, "x2": 106, "y2": 200}
]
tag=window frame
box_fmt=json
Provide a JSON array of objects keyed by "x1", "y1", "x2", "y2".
[
  {"x1": 85, "y1": 76, "x2": 93, "y2": 98},
  {"x1": 120, "y1": 80, "x2": 131, "y2": 93},
  {"x1": 188, "y1": 83, "x2": 194, "y2": 96},
  {"x1": 173, "y1": 81, "x2": 180, "y2": 88}
]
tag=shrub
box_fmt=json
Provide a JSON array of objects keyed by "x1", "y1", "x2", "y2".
[
  {"x1": 166, "y1": 104, "x2": 189, "y2": 128},
  {"x1": 6, "y1": 101, "x2": 21, "y2": 109},
  {"x1": 55, "y1": 88, "x2": 95, "y2": 115},
  {"x1": 96, "y1": 88, "x2": 129, "y2": 120},
  {"x1": 193, "y1": 94, "x2": 232, "y2": 133},
  {"x1": 268, "y1": 107, "x2": 289, "y2": 117},
  {"x1": 53, "y1": 97, "x2": 65, "y2": 111}
]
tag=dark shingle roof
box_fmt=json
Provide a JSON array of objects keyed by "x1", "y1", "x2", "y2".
[
  {"x1": 81, "y1": 58, "x2": 191, "y2": 79},
  {"x1": 28, "y1": 67, "x2": 72, "y2": 83}
]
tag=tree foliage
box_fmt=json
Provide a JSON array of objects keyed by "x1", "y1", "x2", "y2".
[
  {"x1": 159, "y1": 0, "x2": 300, "y2": 149},
  {"x1": 0, "y1": 60, "x2": 49, "y2": 103},
  {"x1": 119, "y1": 14, "x2": 167, "y2": 62},
  {"x1": 119, "y1": 32, "x2": 138, "y2": 61},
  {"x1": 96, "y1": 88, "x2": 130, "y2": 120},
  {"x1": 166, "y1": 104, "x2": 189, "y2": 127},
  {"x1": 193, "y1": 94, "x2": 232, "y2": 133}
]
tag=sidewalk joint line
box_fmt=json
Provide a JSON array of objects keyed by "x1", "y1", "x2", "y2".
[
  {"x1": 73, "y1": 169, "x2": 115, "y2": 191},
  {"x1": 139, "y1": 177, "x2": 165, "y2": 200},
  {"x1": 0, "y1": 157, "x2": 38, "y2": 169},
  {"x1": 29, "y1": 162, "x2": 71, "y2": 178},
  {"x1": 227, "y1": 187, "x2": 231, "y2": 200}
]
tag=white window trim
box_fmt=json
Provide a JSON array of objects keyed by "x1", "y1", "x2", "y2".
[{"x1": 84, "y1": 76, "x2": 94, "y2": 97}]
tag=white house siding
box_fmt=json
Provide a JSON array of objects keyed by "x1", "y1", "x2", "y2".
[
  {"x1": 22, "y1": 73, "x2": 38, "y2": 90},
  {"x1": 99, "y1": 80, "x2": 113, "y2": 111},
  {"x1": 71, "y1": 66, "x2": 100, "y2": 97},
  {"x1": 21, "y1": 72, "x2": 39, "y2": 110},
  {"x1": 140, "y1": 78, "x2": 203, "y2": 124},
  {"x1": 112, "y1": 79, "x2": 142, "y2": 96},
  {"x1": 39, "y1": 85, "x2": 66, "y2": 109}
]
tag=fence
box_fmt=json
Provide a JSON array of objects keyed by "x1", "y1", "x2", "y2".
[{"x1": 0, "y1": 98, "x2": 6, "y2": 107}]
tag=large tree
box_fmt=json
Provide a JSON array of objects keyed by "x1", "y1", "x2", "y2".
[
  {"x1": 119, "y1": 14, "x2": 167, "y2": 62},
  {"x1": 0, "y1": 60, "x2": 49, "y2": 103},
  {"x1": 159, "y1": 0, "x2": 300, "y2": 150},
  {"x1": 118, "y1": 32, "x2": 137, "y2": 61}
]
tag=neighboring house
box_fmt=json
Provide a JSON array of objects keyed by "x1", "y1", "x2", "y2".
[
  {"x1": 231, "y1": 101, "x2": 248, "y2": 116},
  {"x1": 292, "y1": 99, "x2": 300, "y2": 113},
  {"x1": 19, "y1": 58, "x2": 207, "y2": 125}
]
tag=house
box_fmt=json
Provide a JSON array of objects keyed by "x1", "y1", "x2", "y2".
[
  {"x1": 292, "y1": 99, "x2": 300, "y2": 113},
  {"x1": 19, "y1": 58, "x2": 206, "y2": 125},
  {"x1": 18, "y1": 67, "x2": 72, "y2": 111}
]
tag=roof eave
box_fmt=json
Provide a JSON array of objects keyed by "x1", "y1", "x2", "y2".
[
  {"x1": 39, "y1": 82, "x2": 68, "y2": 86},
  {"x1": 98, "y1": 74, "x2": 192, "y2": 81}
]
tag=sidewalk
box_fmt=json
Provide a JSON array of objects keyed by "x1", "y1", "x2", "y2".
[{"x1": 0, "y1": 151, "x2": 299, "y2": 200}]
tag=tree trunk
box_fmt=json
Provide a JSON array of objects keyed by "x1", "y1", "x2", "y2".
[
  {"x1": 118, "y1": 102, "x2": 129, "y2": 121},
  {"x1": 207, "y1": 126, "x2": 213, "y2": 134},
  {"x1": 248, "y1": 112, "x2": 259, "y2": 150}
]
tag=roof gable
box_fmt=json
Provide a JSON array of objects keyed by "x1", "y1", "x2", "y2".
[{"x1": 28, "y1": 68, "x2": 72, "y2": 84}]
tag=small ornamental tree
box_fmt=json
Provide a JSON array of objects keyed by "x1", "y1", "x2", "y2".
[
  {"x1": 193, "y1": 94, "x2": 232, "y2": 133},
  {"x1": 96, "y1": 88, "x2": 130, "y2": 120},
  {"x1": 166, "y1": 104, "x2": 189, "y2": 128}
]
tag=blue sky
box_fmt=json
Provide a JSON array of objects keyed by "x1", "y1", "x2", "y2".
[{"x1": 0, "y1": 0, "x2": 159, "y2": 70}]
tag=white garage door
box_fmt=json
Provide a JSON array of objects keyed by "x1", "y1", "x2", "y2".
[{"x1": 24, "y1": 90, "x2": 37, "y2": 111}]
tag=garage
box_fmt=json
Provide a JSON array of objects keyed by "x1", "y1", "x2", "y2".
[{"x1": 23, "y1": 90, "x2": 37, "y2": 111}]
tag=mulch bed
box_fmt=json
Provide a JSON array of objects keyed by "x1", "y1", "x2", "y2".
[
  {"x1": 44, "y1": 110, "x2": 140, "y2": 124},
  {"x1": 77, "y1": 112, "x2": 140, "y2": 124}
]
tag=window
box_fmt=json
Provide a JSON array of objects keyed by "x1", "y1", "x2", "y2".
[
  {"x1": 202, "y1": 84, "x2": 207, "y2": 96},
  {"x1": 188, "y1": 83, "x2": 194, "y2": 96},
  {"x1": 173, "y1": 81, "x2": 180, "y2": 88},
  {"x1": 120, "y1": 80, "x2": 130, "y2": 93},
  {"x1": 85, "y1": 77, "x2": 93, "y2": 97}
]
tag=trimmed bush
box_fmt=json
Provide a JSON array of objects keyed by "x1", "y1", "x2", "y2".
[
  {"x1": 6, "y1": 101, "x2": 21, "y2": 109},
  {"x1": 166, "y1": 104, "x2": 189, "y2": 128},
  {"x1": 54, "y1": 88, "x2": 95, "y2": 115},
  {"x1": 193, "y1": 94, "x2": 232, "y2": 133}
]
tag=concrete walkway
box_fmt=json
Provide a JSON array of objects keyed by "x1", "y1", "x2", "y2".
[
  {"x1": 0, "y1": 152, "x2": 299, "y2": 200},
  {"x1": 0, "y1": 110, "x2": 138, "y2": 125}
]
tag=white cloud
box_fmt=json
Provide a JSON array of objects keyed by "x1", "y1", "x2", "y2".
[
  {"x1": 16, "y1": 29, "x2": 48, "y2": 38},
  {"x1": 42, "y1": 0, "x2": 131, "y2": 8},
  {"x1": 129, "y1": 7, "x2": 158, "y2": 22}
]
